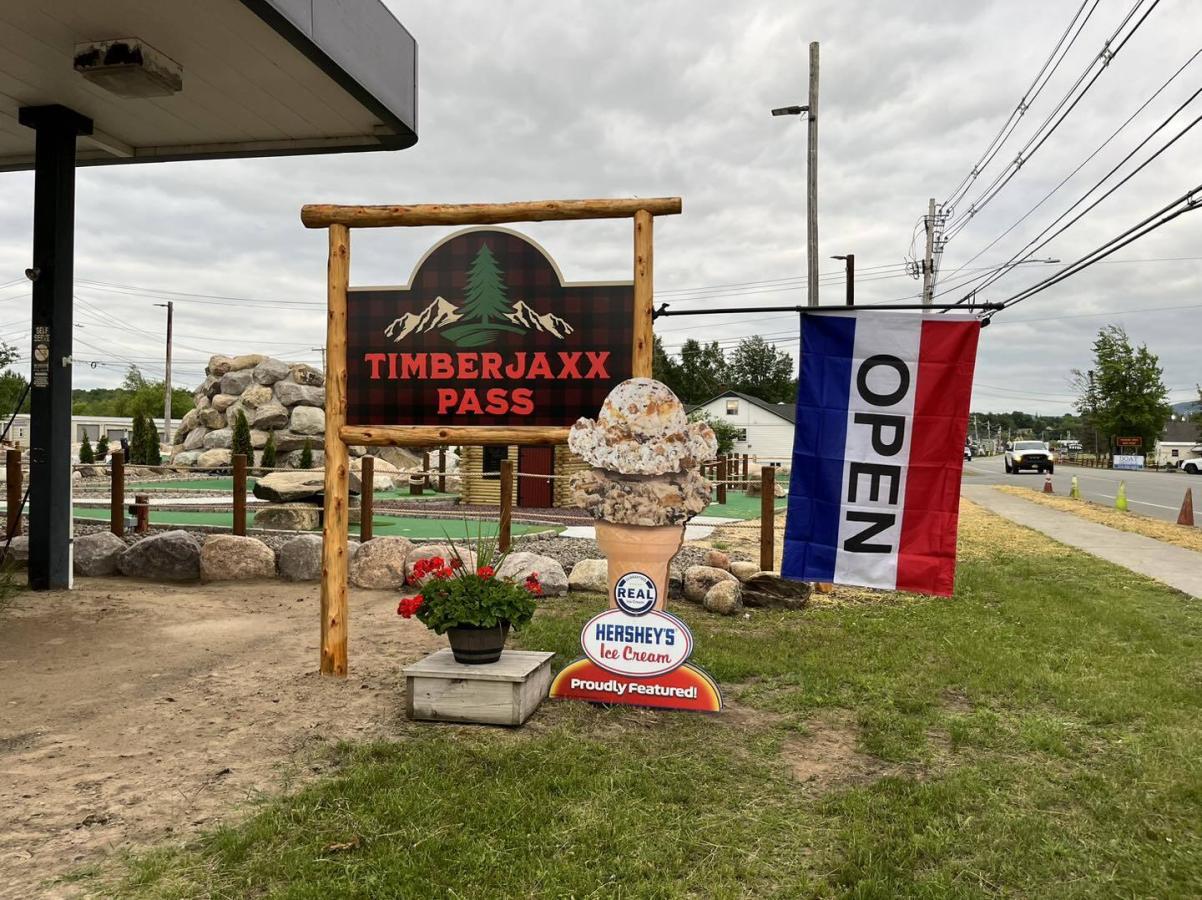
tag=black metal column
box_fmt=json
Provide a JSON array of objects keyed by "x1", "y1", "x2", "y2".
[{"x1": 18, "y1": 105, "x2": 92, "y2": 590}]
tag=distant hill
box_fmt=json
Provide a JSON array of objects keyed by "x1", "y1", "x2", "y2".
[{"x1": 1172, "y1": 399, "x2": 1200, "y2": 416}]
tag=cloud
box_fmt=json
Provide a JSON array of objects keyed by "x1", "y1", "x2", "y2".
[{"x1": 0, "y1": 0, "x2": 1197, "y2": 412}]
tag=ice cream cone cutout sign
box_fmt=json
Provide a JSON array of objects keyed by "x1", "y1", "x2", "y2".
[{"x1": 550, "y1": 378, "x2": 723, "y2": 712}]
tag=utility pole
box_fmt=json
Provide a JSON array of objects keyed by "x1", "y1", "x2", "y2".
[
  {"x1": 806, "y1": 41, "x2": 819, "y2": 307},
  {"x1": 311, "y1": 346, "x2": 326, "y2": 371},
  {"x1": 155, "y1": 301, "x2": 173, "y2": 445},
  {"x1": 921, "y1": 197, "x2": 936, "y2": 306}
]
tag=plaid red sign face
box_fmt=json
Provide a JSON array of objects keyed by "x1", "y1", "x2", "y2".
[{"x1": 347, "y1": 229, "x2": 634, "y2": 427}]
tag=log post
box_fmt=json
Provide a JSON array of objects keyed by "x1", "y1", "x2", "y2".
[
  {"x1": 499, "y1": 458, "x2": 513, "y2": 552},
  {"x1": 110, "y1": 449, "x2": 124, "y2": 537},
  {"x1": 742, "y1": 453, "x2": 749, "y2": 484},
  {"x1": 132, "y1": 493, "x2": 150, "y2": 533},
  {"x1": 321, "y1": 223, "x2": 351, "y2": 677},
  {"x1": 632, "y1": 209, "x2": 653, "y2": 377},
  {"x1": 717, "y1": 456, "x2": 727, "y2": 505},
  {"x1": 438, "y1": 448, "x2": 447, "y2": 493},
  {"x1": 232, "y1": 453, "x2": 247, "y2": 536},
  {"x1": 421, "y1": 450, "x2": 430, "y2": 487},
  {"x1": 360, "y1": 456, "x2": 373, "y2": 542},
  {"x1": 6, "y1": 449, "x2": 21, "y2": 538},
  {"x1": 760, "y1": 466, "x2": 775, "y2": 572}
]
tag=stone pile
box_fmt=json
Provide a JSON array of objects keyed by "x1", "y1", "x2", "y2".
[{"x1": 171, "y1": 353, "x2": 355, "y2": 469}]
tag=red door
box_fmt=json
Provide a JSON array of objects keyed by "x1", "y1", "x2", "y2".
[{"x1": 517, "y1": 447, "x2": 554, "y2": 508}]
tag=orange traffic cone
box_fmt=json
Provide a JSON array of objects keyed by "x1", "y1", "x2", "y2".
[
  {"x1": 1179, "y1": 488, "x2": 1195, "y2": 527},
  {"x1": 1043, "y1": 474, "x2": 1054, "y2": 494}
]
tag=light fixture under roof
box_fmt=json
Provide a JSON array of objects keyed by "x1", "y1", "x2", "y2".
[{"x1": 73, "y1": 39, "x2": 182, "y2": 99}]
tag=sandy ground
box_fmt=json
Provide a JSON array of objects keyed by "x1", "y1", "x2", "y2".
[{"x1": 0, "y1": 579, "x2": 442, "y2": 898}]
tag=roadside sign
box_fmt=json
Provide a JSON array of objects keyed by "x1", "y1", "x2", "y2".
[
  {"x1": 1113, "y1": 454, "x2": 1145, "y2": 470},
  {"x1": 1116, "y1": 437, "x2": 1142, "y2": 448}
]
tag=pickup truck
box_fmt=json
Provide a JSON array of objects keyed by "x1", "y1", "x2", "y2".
[{"x1": 1005, "y1": 440, "x2": 1054, "y2": 474}]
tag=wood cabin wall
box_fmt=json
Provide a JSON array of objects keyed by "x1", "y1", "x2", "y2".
[{"x1": 458, "y1": 444, "x2": 587, "y2": 508}]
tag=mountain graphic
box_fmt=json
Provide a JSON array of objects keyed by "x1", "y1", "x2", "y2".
[
  {"x1": 504, "y1": 300, "x2": 575, "y2": 338},
  {"x1": 383, "y1": 297, "x2": 574, "y2": 345},
  {"x1": 385, "y1": 296, "x2": 462, "y2": 342}
]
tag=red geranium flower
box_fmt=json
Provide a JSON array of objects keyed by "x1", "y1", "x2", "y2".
[
  {"x1": 397, "y1": 595, "x2": 424, "y2": 618},
  {"x1": 477, "y1": 565, "x2": 495, "y2": 578},
  {"x1": 524, "y1": 573, "x2": 543, "y2": 596}
]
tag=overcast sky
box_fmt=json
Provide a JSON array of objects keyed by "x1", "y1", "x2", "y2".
[{"x1": 0, "y1": 0, "x2": 1198, "y2": 416}]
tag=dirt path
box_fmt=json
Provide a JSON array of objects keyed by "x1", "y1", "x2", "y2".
[{"x1": 0, "y1": 578, "x2": 441, "y2": 898}]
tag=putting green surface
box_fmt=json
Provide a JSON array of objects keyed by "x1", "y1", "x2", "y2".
[
  {"x1": 72, "y1": 507, "x2": 551, "y2": 539},
  {"x1": 702, "y1": 490, "x2": 787, "y2": 520},
  {"x1": 128, "y1": 478, "x2": 458, "y2": 502}
]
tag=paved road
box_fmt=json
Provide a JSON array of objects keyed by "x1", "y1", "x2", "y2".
[{"x1": 962, "y1": 453, "x2": 1198, "y2": 524}]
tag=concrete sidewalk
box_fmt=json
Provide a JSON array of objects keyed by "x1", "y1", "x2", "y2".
[{"x1": 962, "y1": 484, "x2": 1202, "y2": 600}]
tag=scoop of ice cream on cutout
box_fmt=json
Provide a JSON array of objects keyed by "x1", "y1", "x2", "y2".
[{"x1": 568, "y1": 378, "x2": 718, "y2": 476}]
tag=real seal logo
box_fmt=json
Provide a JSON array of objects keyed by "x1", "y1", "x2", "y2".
[{"x1": 614, "y1": 571, "x2": 657, "y2": 615}]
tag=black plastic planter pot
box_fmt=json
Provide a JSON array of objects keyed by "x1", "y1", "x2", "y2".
[{"x1": 446, "y1": 622, "x2": 511, "y2": 665}]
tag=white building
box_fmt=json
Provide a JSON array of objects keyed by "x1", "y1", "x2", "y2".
[
  {"x1": 691, "y1": 391, "x2": 795, "y2": 464},
  {"x1": 3, "y1": 414, "x2": 166, "y2": 449},
  {"x1": 1153, "y1": 419, "x2": 1201, "y2": 467}
]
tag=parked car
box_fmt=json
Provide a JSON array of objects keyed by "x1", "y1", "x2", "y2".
[
  {"x1": 1179, "y1": 457, "x2": 1201, "y2": 475},
  {"x1": 1005, "y1": 440, "x2": 1054, "y2": 474}
]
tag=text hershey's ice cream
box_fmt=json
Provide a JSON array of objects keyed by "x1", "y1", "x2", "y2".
[{"x1": 568, "y1": 378, "x2": 717, "y2": 526}]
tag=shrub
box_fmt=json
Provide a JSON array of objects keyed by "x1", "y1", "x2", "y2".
[
  {"x1": 143, "y1": 419, "x2": 162, "y2": 466},
  {"x1": 79, "y1": 432, "x2": 95, "y2": 464},
  {"x1": 260, "y1": 431, "x2": 277, "y2": 470},
  {"x1": 96, "y1": 439, "x2": 108, "y2": 462},
  {"x1": 129, "y1": 412, "x2": 147, "y2": 465},
  {"x1": 232, "y1": 409, "x2": 253, "y2": 462},
  {"x1": 299, "y1": 438, "x2": 313, "y2": 469}
]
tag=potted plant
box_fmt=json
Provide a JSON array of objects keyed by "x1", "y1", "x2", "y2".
[{"x1": 397, "y1": 538, "x2": 542, "y2": 664}]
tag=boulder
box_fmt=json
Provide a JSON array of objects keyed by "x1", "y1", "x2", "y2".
[
  {"x1": 290, "y1": 405, "x2": 325, "y2": 435},
  {"x1": 206, "y1": 355, "x2": 234, "y2": 377},
  {"x1": 240, "y1": 384, "x2": 274, "y2": 409},
  {"x1": 374, "y1": 447, "x2": 424, "y2": 470},
  {"x1": 74, "y1": 531, "x2": 127, "y2": 577},
  {"x1": 405, "y1": 544, "x2": 475, "y2": 585},
  {"x1": 220, "y1": 369, "x2": 254, "y2": 395},
  {"x1": 176, "y1": 408, "x2": 200, "y2": 438},
  {"x1": 255, "y1": 470, "x2": 360, "y2": 502},
  {"x1": 683, "y1": 565, "x2": 737, "y2": 603},
  {"x1": 278, "y1": 534, "x2": 323, "y2": 581},
  {"x1": 183, "y1": 427, "x2": 207, "y2": 451},
  {"x1": 193, "y1": 393, "x2": 211, "y2": 410},
  {"x1": 253, "y1": 503, "x2": 320, "y2": 531},
  {"x1": 274, "y1": 381, "x2": 324, "y2": 408},
  {"x1": 497, "y1": 552, "x2": 567, "y2": 597},
  {"x1": 202, "y1": 427, "x2": 232, "y2": 450},
  {"x1": 201, "y1": 535, "x2": 276, "y2": 581},
  {"x1": 290, "y1": 363, "x2": 325, "y2": 387},
  {"x1": 172, "y1": 450, "x2": 202, "y2": 466},
  {"x1": 730, "y1": 560, "x2": 760, "y2": 582},
  {"x1": 250, "y1": 429, "x2": 270, "y2": 450},
  {"x1": 741, "y1": 572, "x2": 811, "y2": 611},
  {"x1": 349, "y1": 537, "x2": 414, "y2": 589},
  {"x1": 211, "y1": 393, "x2": 239, "y2": 413},
  {"x1": 705, "y1": 549, "x2": 731, "y2": 571},
  {"x1": 568, "y1": 558, "x2": 608, "y2": 594},
  {"x1": 3, "y1": 535, "x2": 29, "y2": 567},
  {"x1": 703, "y1": 580, "x2": 743, "y2": 616},
  {"x1": 251, "y1": 402, "x2": 290, "y2": 430},
  {"x1": 274, "y1": 432, "x2": 316, "y2": 454},
  {"x1": 252, "y1": 357, "x2": 291, "y2": 385},
  {"x1": 199, "y1": 407, "x2": 226, "y2": 429},
  {"x1": 225, "y1": 401, "x2": 249, "y2": 429},
  {"x1": 118, "y1": 530, "x2": 201, "y2": 581},
  {"x1": 229, "y1": 353, "x2": 265, "y2": 371},
  {"x1": 197, "y1": 449, "x2": 232, "y2": 469}
]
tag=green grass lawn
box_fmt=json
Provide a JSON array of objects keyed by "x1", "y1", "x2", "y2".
[
  {"x1": 71, "y1": 507, "x2": 550, "y2": 540},
  {"x1": 93, "y1": 506, "x2": 1202, "y2": 897}
]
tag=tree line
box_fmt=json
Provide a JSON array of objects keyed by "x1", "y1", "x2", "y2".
[{"x1": 652, "y1": 334, "x2": 796, "y2": 406}]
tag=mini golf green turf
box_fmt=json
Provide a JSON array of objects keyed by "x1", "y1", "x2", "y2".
[
  {"x1": 72, "y1": 507, "x2": 551, "y2": 539},
  {"x1": 130, "y1": 478, "x2": 457, "y2": 501},
  {"x1": 701, "y1": 490, "x2": 788, "y2": 520}
]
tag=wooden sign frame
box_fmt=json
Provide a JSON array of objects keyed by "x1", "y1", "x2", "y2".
[{"x1": 300, "y1": 197, "x2": 682, "y2": 676}]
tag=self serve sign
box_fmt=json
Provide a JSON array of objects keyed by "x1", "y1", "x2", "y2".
[{"x1": 581, "y1": 608, "x2": 692, "y2": 678}]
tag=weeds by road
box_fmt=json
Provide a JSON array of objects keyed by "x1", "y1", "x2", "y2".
[
  {"x1": 91, "y1": 501, "x2": 1202, "y2": 897},
  {"x1": 996, "y1": 484, "x2": 1202, "y2": 553}
]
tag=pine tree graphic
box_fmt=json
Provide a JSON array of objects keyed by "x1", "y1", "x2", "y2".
[{"x1": 443, "y1": 243, "x2": 524, "y2": 346}]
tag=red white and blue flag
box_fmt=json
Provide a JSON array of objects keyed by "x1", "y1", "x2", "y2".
[{"x1": 783, "y1": 312, "x2": 980, "y2": 596}]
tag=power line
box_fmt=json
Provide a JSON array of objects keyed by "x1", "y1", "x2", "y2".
[
  {"x1": 943, "y1": 0, "x2": 1100, "y2": 212},
  {"x1": 944, "y1": 0, "x2": 1162, "y2": 241}
]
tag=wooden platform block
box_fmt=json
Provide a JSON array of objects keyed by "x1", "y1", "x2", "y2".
[{"x1": 404, "y1": 649, "x2": 555, "y2": 726}]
